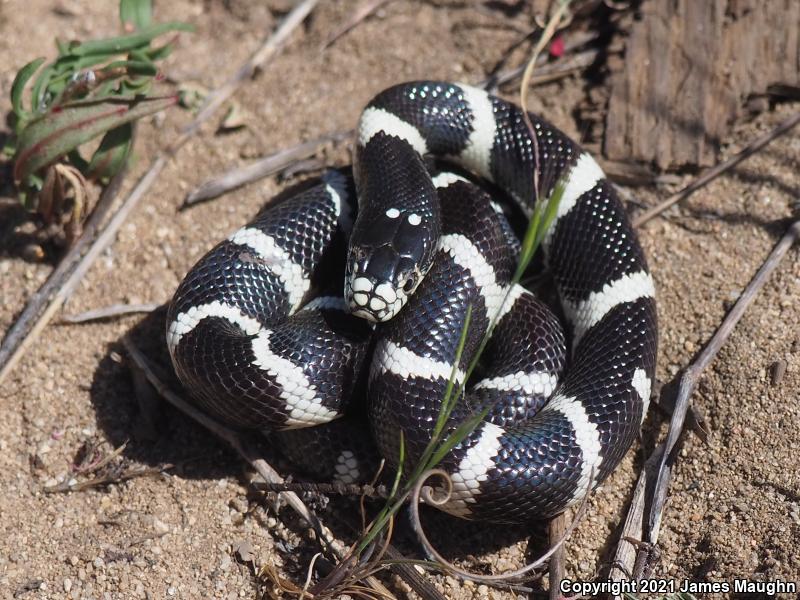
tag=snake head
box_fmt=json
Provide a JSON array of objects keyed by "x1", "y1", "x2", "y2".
[{"x1": 345, "y1": 207, "x2": 436, "y2": 322}]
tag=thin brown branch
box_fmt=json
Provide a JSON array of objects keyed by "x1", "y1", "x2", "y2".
[
  {"x1": 253, "y1": 480, "x2": 390, "y2": 499},
  {"x1": 0, "y1": 0, "x2": 320, "y2": 388},
  {"x1": 74, "y1": 440, "x2": 129, "y2": 475},
  {"x1": 481, "y1": 30, "x2": 598, "y2": 91},
  {"x1": 520, "y1": 0, "x2": 573, "y2": 204},
  {"x1": 182, "y1": 130, "x2": 352, "y2": 207},
  {"x1": 636, "y1": 216, "x2": 800, "y2": 576},
  {"x1": 321, "y1": 0, "x2": 394, "y2": 50},
  {"x1": 523, "y1": 48, "x2": 599, "y2": 87},
  {"x1": 44, "y1": 464, "x2": 171, "y2": 493},
  {"x1": 548, "y1": 513, "x2": 568, "y2": 599},
  {"x1": 633, "y1": 112, "x2": 800, "y2": 227},
  {"x1": 59, "y1": 302, "x2": 161, "y2": 324},
  {"x1": 607, "y1": 445, "x2": 663, "y2": 586}
]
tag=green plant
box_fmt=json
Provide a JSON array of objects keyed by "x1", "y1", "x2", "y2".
[{"x1": 4, "y1": 0, "x2": 192, "y2": 243}]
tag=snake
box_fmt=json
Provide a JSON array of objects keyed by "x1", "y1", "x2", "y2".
[{"x1": 166, "y1": 81, "x2": 658, "y2": 524}]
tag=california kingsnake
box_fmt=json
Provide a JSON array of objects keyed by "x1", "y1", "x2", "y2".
[{"x1": 166, "y1": 81, "x2": 658, "y2": 523}]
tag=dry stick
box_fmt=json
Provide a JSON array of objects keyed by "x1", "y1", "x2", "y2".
[
  {"x1": 633, "y1": 111, "x2": 800, "y2": 227},
  {"x1": 321, "y1": 0, "x2": 394, "y2": 50},
  {"x1": 547, "y1": 513, "x2": 568, "y2": 600},
  {"x1": 0, "y1": 0, "x2": 320, "y2": 389},
  {"x1": 254, "y1": 480, "x2": 390, "y2": 499},
  {"x1": 522, "y1": 48, "x2": 599, "y2": 87},
  {"x1": 60, "y1": 302, "x2": 161, "y2": 324},
  {"x1": 629, "y1": 216, "x2": 800, "y2": 579},
  {"x1": 122, "y1": 338, "x2": 445, "y2": 600},
  {"x1": 183, "y1": 130, "x2": 352, "y2": 207},
  {"x1": 44, "y1": 464, "x2": 171, "y2": 493},
  {"x1": 279, "y1": 157, "x2": 327, "y2": 181},
  {"x1": 481, "y1": 30, "x2": 598, "y2": 91},
  {"x1": 607, "y1": 444, "x2": 663, "y2": 587}
]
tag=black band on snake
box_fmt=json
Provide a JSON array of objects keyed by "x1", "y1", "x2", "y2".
[{"x1": 166, "y1": 81, "x2": 658, "y2": 524}]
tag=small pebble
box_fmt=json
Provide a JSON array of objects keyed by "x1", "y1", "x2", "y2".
[
  {"x1": 234, "y1": 540, "x2": 254, "y2": 562},
  {"x1": 153, "y1": 518, "x2": 170, "y2": 534},
  {"x1": 63, "y1": 578, "x2": 72, "y2": 592},
  {"x1": 770, "y1": 359, "x2": 786, "y2": 386}
]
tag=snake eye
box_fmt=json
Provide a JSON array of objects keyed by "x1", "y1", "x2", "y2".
[{"x1": 401, "y1": 276, "x2": 415, "y2": 293}]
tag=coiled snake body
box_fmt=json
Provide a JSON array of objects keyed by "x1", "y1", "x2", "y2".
[{"x1": 167, "y1": 81, "x2": 658, "y2": 523}]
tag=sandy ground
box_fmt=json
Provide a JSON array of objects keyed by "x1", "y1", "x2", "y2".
[{"x1": 1, "y1": 1, "x2": 798, "y2": 599}]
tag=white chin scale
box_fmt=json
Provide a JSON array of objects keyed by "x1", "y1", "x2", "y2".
[{"x1": 346, "y1": 276, "x2": 406, "y2": 322}]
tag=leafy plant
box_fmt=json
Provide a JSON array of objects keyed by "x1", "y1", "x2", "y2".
[{"x1": 5, "y1": 0, "x2": 192, "y2": 244}]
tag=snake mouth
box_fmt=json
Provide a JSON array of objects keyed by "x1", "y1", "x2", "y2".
[{"x1": 346, "y1": 276, "x2": 407, "y2": 322}]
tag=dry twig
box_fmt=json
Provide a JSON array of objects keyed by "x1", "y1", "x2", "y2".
[
  {"x1": 182, "y1": 130, "x2": 352, "y2": 207},
  {"x1": 44, "y1": 464, "x2": 170, "y2": 493},
  {"x1": 0, "y1": 0, "x2": 321, "y2": 388},
  {"x1": 321, "y1": 0, "x2": 394, "y2": 50},
  {"x1": 607, "y1": 445, "x2": 663, "y2": 585},
  {"x1": 548, "y1": 513, "x2": 568, "y2": 599},
  {"x1": 522, "y1": 48, "x2": 599, "y2": 87},
  {"x1": 481, "y1": 30, "x2": 598, "y2": 91},
  {"x1": 633, "y1": 112, "x2": 800, "y2": 227},
  {"x1": 254, "y1": 480, "x2": 390, "y2": 499},
  {"x1": 60, "y1": 302, "x2": 161, "y2": 324}
]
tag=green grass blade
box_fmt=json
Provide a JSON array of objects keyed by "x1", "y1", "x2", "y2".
[
  {"x1": 428, "y1": 404, "x2": 492, "y2": 468},
  {"x1": 100, "y1": 59, "x2": 158, "y2": 77},
  {"x1": 533, "y1": 178, "x2": 565, "y2": 250},
  {"x1": 11, "y1": 58, "x2": 45, "y2": 119},
  {"x1": 430, "y1": 304, "x2": 472, "y2": 442},
  {"x1": 120, "y1": 0, "x2": 153, "y2": 30},
  {"x1": 387, "y1": 431, "x2": 405, "y2": 501},
  {"x1": 144, "y1": 40, "x2": 175, "y2": 61},
  {"x1": 30, "y1": 64, "x2": 56, "y2": 114},
  {"x1": 69, "y1": 22, "x2": 194, "y2": 56}
]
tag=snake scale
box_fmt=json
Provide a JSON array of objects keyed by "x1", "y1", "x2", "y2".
[{"x1": 166, "y1": 81, "x2": 658, "y2": 524}]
